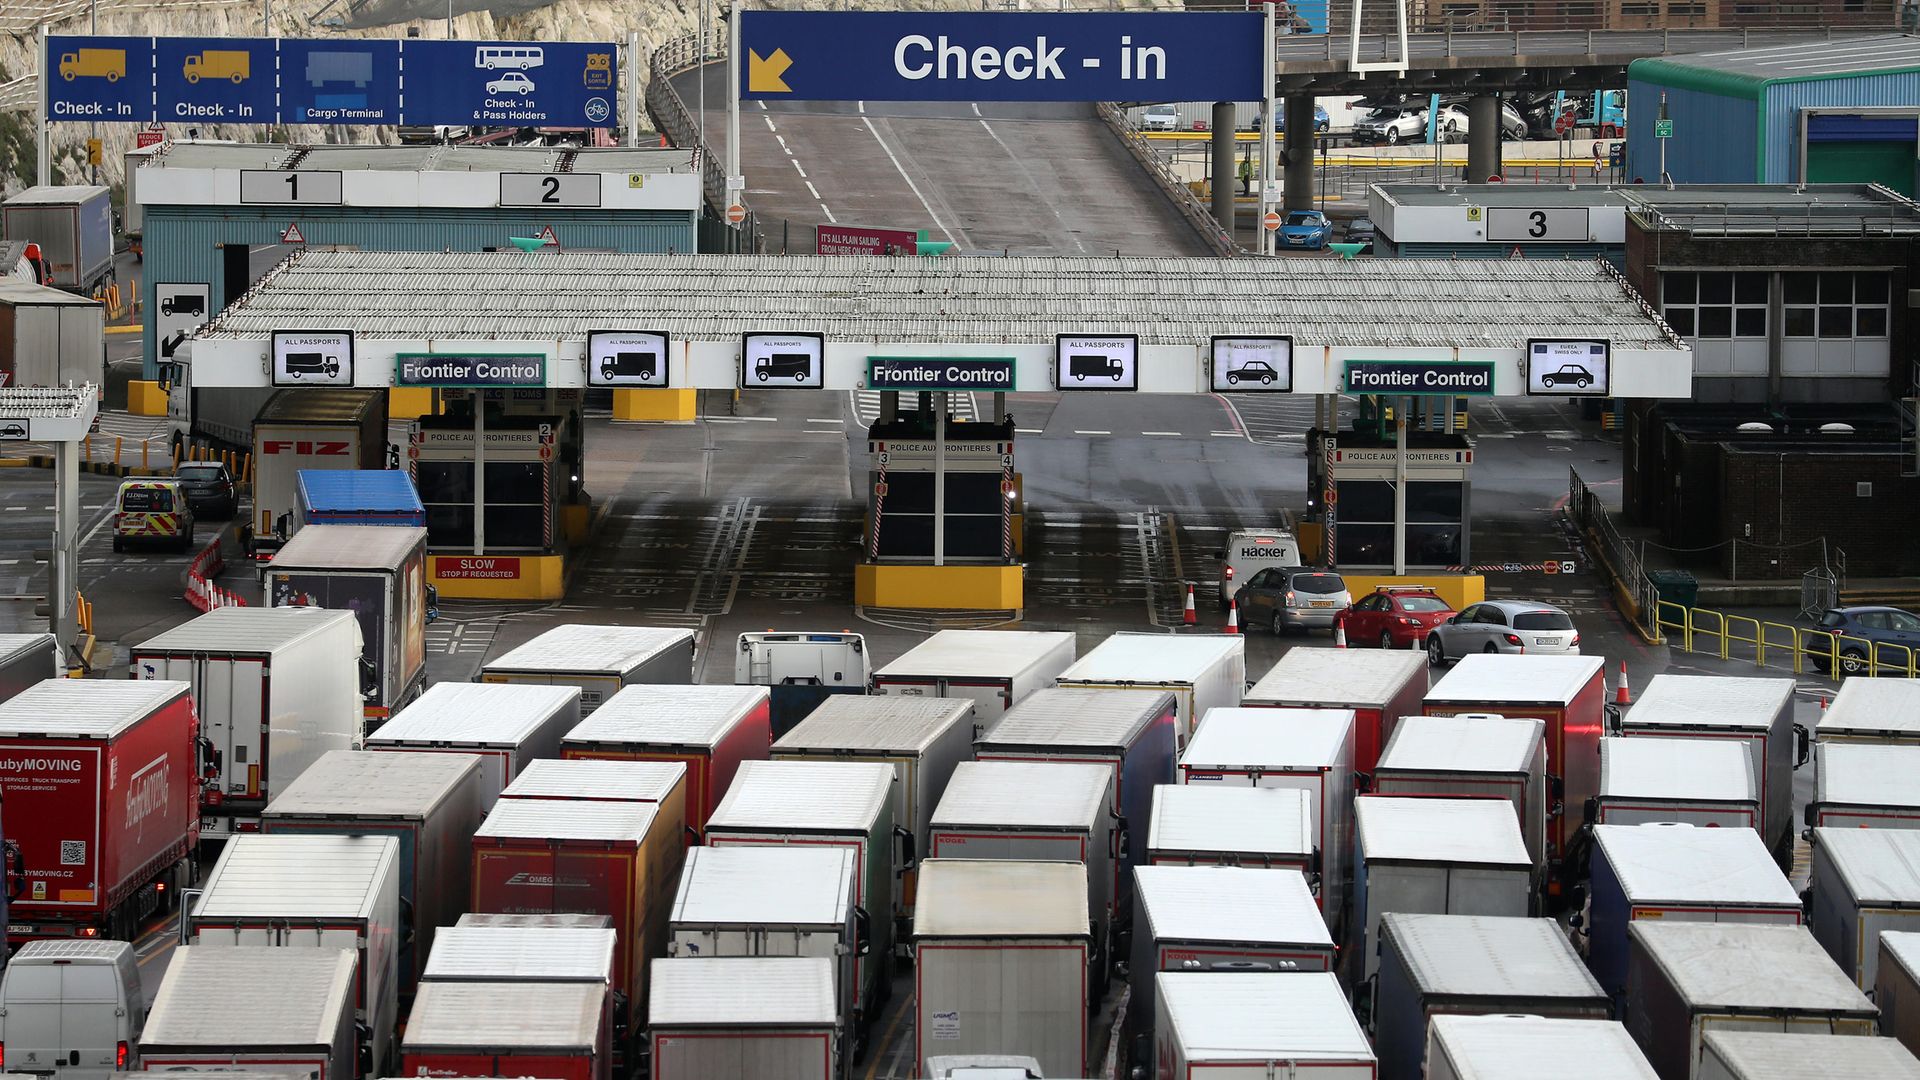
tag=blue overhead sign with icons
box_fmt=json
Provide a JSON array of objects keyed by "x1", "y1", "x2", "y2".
[
  {"x1": 45, "y1": 35, "x2": 617, "y2": 127},
  {"x1": 737, "y1": 11, "x2": 1263, "y2": 102}
]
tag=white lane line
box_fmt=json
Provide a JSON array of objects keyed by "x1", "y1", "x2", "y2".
[
  {"x1": 971, "y1": 103, "x2": 982, "y2": 116},
  {"x1": 1142, "y1": 431, "x2": 1183, "y2": 436},
  {"x1": 776, "y1": 134, "x2": 790, "y2": 153},
  {"x1": 1211, "y1": 430, "x2": 1242, "y2": 437},
  {"x1": 792, "y1": 159, "x2": 807, "y2": 177},
  {"x1": 806, "y1": 418, "x2": 840, "y2": 424},
  {"x1": 861, "y1": 116, "x2": 958, "y2": 247},
  {"x1": 805, "y1": 180, "x2": 822, "y2": 199},
  {"x1": 1073, "y1": 429, "x2": 1112, "y2": 436},
  {"x1": 820, "y1": 203, "x2": 837, "y2": 223},
  {"x1": 763, "y1": 115, "x2": 777, "y2": 132},
  {"x1": 857, "y1": 100, "x2": 866, "y2": 113},
  {"x1": 720, "y1": 416, "x2": 781, "y2": 423},
  {"x1": 757, "y1": 101, "x2": 768, "y2": 111},
  {"x1": 1015, "y1": 428, "x2": 1044, "y2": 434}
]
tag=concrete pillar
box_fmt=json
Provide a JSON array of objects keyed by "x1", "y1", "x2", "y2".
[
  {"x1": 1466, "y1": 94, "x2": 1501, "y2": 182},
  {"x1": 880, "y1": 390, "x2": 898, "y2": 424},
  {"x1": 1211, "y1": 101, "x2": 1237, "y2": 234},
  {"x1": 1283, "y1": 94, "x2": 1315, "y2": 212}
]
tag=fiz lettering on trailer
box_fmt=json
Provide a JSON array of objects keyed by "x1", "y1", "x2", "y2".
[{"x1": 261, "y1": 440, "x2": 351, "y2": 455}]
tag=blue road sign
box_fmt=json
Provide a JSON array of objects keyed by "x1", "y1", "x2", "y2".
[
  {"x1": 47, "y1": 36, "x2": 153, "y2": 121},
  {"x1": 283, "y1": 39, "x2": 401, "y2": 125},
  {"x1": 404, "y1": 40, "x2": 619, "y2": 128},
  {"x1": 738, "y1": 11, "x2": 1264, "y2": 102},
  {"x1": 157, "y1": 38, "x2": 277, "y2": 124}
]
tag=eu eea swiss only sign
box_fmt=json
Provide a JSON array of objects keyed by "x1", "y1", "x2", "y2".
[{"x1": 738, "y1": 11, "x2": 1263, "y2": 102}]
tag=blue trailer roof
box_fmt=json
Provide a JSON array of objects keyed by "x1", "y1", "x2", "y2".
[{"x1": 297, "y1": 470, "x2": 424, "y2": 513}]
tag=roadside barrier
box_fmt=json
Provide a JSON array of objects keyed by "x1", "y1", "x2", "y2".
[
  {"x1": 1654, "y1": 600, "x2": 1917, "y2": 679},
  {"x1": 185, "y1": 536, "x2": 249, "y2": 612}
]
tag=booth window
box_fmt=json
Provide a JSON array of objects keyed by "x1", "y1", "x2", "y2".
[
  {"x1": 1784, "y1": 271, "x2": 1889, "y2": 340},
  {"x1": 416, "y1": 460, "x2": 549, "y2": 550},
  {"x1": 1334, "y1": 480, "x2": 1464, "y2": 567}
]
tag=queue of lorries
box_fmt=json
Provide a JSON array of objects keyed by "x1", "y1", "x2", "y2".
[{"x1": 2, "y1": 623, "x2": 1920, "y2": 1079}]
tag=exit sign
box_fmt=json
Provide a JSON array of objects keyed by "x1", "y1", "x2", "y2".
[{"x1": 1655, "y1": 119, "x2": 1673, "y2": 139}]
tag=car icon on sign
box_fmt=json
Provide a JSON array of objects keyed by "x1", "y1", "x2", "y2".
[
  {"x1": 0, "y1": 423, "x2": 26, "y2": 438},
  {"x1": 1541, "y1": 363, "x2": 1594, "y2": 389},
  {"x1": 1226, "y1": 360, "x2": 1278, "y2": 385},
  {"x1": 487, "y1": 71, "x2": 536, "y2": 95}
]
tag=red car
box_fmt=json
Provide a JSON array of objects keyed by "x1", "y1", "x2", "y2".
[{"x1": 1340, "y1": 586, "x2": 1456, "y2": 649}]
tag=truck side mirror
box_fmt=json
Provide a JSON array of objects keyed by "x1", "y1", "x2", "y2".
[
  {"x1": 894, "y1": 825, "x2": 916, "y2": 872},
  {"x1": 178, "y1": 888, "x2": 204, "y2": 946},
  {"x1": 1111, "y1": 816, "x2": 1130, "y2": 861},
  {"x1": 1794, "y1": 724, "x2": 1812, "y2": 768},
  {"x1": 424, "y1": 585, "x2": 440, "y2": 625},
  {"x1": 1604, "y1": 703, "x2": 1623, "y2": 735},
  {"x1": 853, "y1": 906, "x2": 872, "y2": 957},
  {"x1": 1582, "y1": 796, "x2": 1599, "y2": 827}
]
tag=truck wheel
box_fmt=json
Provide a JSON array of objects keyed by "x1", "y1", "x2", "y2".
[{"x1": 185, "y1": 71, "x2": 199, "y2": 84}]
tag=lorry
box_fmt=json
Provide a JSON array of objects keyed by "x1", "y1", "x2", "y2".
[
  {"x1": 1244, "y1": 647, "x2": 1427, "y2": 774},
  {"x1": 1055, "y1": 633, "x2": 1244, "y2": 747},
  {"x1": 1816, "y1": 680, "x2": 1920, "y2": 745},
  {"x1": 1879, "y1": 932, "x2": 1920, "y2": 1059},
  {"x1": 1624, "y1": 922, "x2": 1878, "y2": 1080},
  {"x1": 871, "y1": 629, "x2": 1076, "y2": 723},
  {"x1": 262, "y1": 748, "x2": 496, "y2": 990},
  {"x1": 183, "y1": 833, "x2": 402, "y2": 1075},
  {"x1": 401, "y1": 980, "x2": 611, "y2": 1080},
  {"x1": 1596, "y1": 736, "x2": 1760, "y2": 831},
  {"x1": 0, "y1": 281, "x2": 105, "y2": 391},
  {"x1": 182, "y1": 50, "x2": 251, "y2": 83},
  {"x1": 295, "y1": 469, "x2": 427, "y2": 529},
  {"x1": 1808, "y1": 742, "x2": 1920, "y2": 828},
  {"x1": 1425, "y1": 1016, "x2": 1657, "y2": 1080},
  {"x1": 561, "y1": 684, "x2": 771, "y2": 837},
  {"x1": 1127, "y1": 866, "x2": 1333, "y2": 1076},
  {"x1": 481, "y1": 624, "x2": 696, "y2": 714},
  {"x1": 704, "y1": 760, "x2": 898, "y2": 1043},
  {"x1": 667, "y1": 845, "x2": 863, "y2": 1054},
  {"x1": 0, "y1": 679, "x2": 199, "y2": 946},
  {"x1": 129, "y1": 606, "x2": 361, "y2": 841},
  {"x1": 1374, "y1": 914, "x2": 1607, "y2": 1080},
  {"x1": 773, "y1": 694, "x2": 975, "y2": 935},
  {"x1": 1177, "y1": 706, "x2": 1356, "y2": 933},
  {"x1": 0, "y1": 632, "x2": 57, "y2": 703},
  {"x1": 369, "y1": 681, "x2": 580, "y2": 791},
  {"x1": 1696, "y1": 1032, "x2": 1920, "y2": 1080},
  {"x1": 1588, "y1": 823, "x2": 1802, "y2": 1000},
  {"x1": 1808, "y1": 826, "x2": 1920, "y2": 990},
  {"x1": 736, "y1": 631, "x2": 869, "y2": 738},
  {"x1": 1373, "y1": 715, "x2": 1549, "y2": 874},
  {"x1": 1353, "y1": 797, "x2": 1534, "y2": 981},
  {"x1": 268, "y1": 524, "x2": 430, "y2": 725},
  {"x1": 422, "y1": 921, "x2": 617, "y2": 998},
  {"x1": 1155, "y1": 971, "x2": 1375, "y2": 1078},
  {"x1": 913, "y1": 859, "x2": 1091, "y2": 1079},
  {"x1": 247, "y1": 390, "x2": 391, "y2": 563},
  {"x1": 0, "y1": 939, "x2": 144, "y2": 1079},
  {"x1": 137, "y1": 946, "x2": 359, "y2": 1079},
  {"x1": 648, "y1": 957, "x2": 843, "y2": 1080},
  {"x1": 1, "y1": 186, "x2": 113, "y2": 294},
  {"x1": 56, "y1": 49, "x2": 126, "y2": 81},
  {"x1": 1146, "y1": 784, "x2": 1314, "y2": 872}
]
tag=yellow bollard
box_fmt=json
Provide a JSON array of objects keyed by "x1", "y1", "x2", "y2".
[
  {"x1": 113, "y1": 436, "x2": 123, "y2": 467},
  {"x1": 142, "y1": 441, "x2": 149, "y2": 471}
]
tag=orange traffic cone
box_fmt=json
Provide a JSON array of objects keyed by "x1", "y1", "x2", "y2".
[
  {"x1": 1615, "y1": 660, "x2": 1632, "y2": 706},
  {"x1": 1224, "y1": 599, "x2": 1240, "y2": 635},
  {"x1": 1333, "y1": 618, "x2": 1348, "y2": 649},
  {"x1": 1182, "y1": 583, "x2": 1197, "y2": 626}
]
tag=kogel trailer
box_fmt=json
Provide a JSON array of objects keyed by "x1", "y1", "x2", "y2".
[
  {"x1": 1589, "y1": 823, "x2": 1802, "y2": 999},
  {"x1": 773, "y1": 694, "x2": 975, "y2": 933},
  {"x1": 366, "y1": 681, "x2": 579, "y2": 790},
  {"x1": 1615, "y1": 674, "x2": 1801, "y2": 861},
  {"x1": 1127, "y1": 865, "x2": 1334, "y2": 1076},
  {"x1": 1146, "y1": 784, "x2": 1314, "y2": 873},
  {"x1": 1373, "y1": 715, "x2": 1548, "y2": 873},
  {"x1": 1374, "y1": 914, "x2": 1608, "y2": 1080},
  {"x1": 130, "y1": 606, "x2": 360, "y2": 840},
  {"x1": 561, "y1": 683, "x2": 771, "y2": 837},
  {"x1": 1624, "y1": 922, "x2": 1879, "y2": 1080},
  {"x1": 1815, "y1": 680, "x2": 1920, "y2": 746},
  {"x1": 1809, "y1": 826, "x2": 1920, "y2": 989},
  {"x1": 1424, "y1": 654, "x2": 1606, "y2": 878},
  {"x1": 138, "y1": 946, "x2": 358, "y2": 1079},
  {"x1": 649, "y1": 957, "x2": 843, "y2": 1080},
  {"x1": 481, "y1": 624, "x2": 696, "y2": 713},
  {"x1": 1596, "y1": 736, "x2": 1761, "y2": 831},
  {"x1": 1808, "y1": 743, "x2": 1920, "y2": 829},
  {"x1": 1697, "y1": 1031, "x2": 1920, "y2": 1080},
  {"x1": 1245, "y1": 647, "x2": 1428, "y2": 774},
  {"x1": 1155, "y1": 971, "x2": 1375, "y2": 1079},
  {"x1": 913, "y1": 859, "x2": 1091, "y2": 1080},
  {"x1": 1177, "y1": 707, "x2": 1355, "y2": 932},
  {"x1": 871, "y1": 629, "x2": 1076, "y2": 721},
  {"x1": 262, "y1": 748, "x2": 495, "y2": 990},
  {"x1": 401, "y1": 980, "x2": 610, "y2": 1080},
  {"x1": 1353, "y1": 796, "x2": 1534, "y2": 981},
  {"x1": 1425, "y1": 1015, "x2": 1657, "y2": 1080},
  {"x1": 1055, "y1": 633, "x2": 1244, "y2": 746},
  {"x1": 186, "y1": 833, "x2": 401, "y2": 1074}
]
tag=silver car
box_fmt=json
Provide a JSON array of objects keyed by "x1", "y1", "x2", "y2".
[
  {"x1": 1237, "y1": 568, "x2": 1352, "y2": 634},
  {"x1": 1426, "y1": 599, "x2": 1580, "y2": 664}
]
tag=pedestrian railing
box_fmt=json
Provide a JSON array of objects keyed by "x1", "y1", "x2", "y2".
[
  {"x1": 1095, "y1": 102, "x2": 1238, "y2": 257},
  {"x1": 1567, "y1": 467, "x2": 1662, "y2": 642},
  {"x1": 1654, "y1": 600, "x2": 1918, "y2": 679}
]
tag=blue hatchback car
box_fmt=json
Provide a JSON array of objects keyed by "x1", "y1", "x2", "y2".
[
  {"x1": 1279, "y1": 210, "x2": 1333, "y2": 250},
  {"x1": 1812, "y1": 606, "x2": 1920, "y2": 675}
]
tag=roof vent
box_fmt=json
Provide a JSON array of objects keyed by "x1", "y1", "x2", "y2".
[
  {"x1": 1819, "y1": 422, "x2": 1855, "y2": 435},
  {"x1": 1737, "y1": 422, "x2": 1773, "y2": 434}
]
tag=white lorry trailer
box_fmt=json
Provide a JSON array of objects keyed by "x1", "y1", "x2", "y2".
[
  {"x1": 1808, "y1": 742, "x2": 1920, "y2": 829},
  {"x1": 1353, "y1": 796, "x2": 1534, "y2": 981},
  {"x1": 1146, "y1": 785, "x2": 1315, "y2": 873},
  {"x1": 1056, "y1": 633, "x2": 1244, "y2": 747},
  {"x1": 1809, "y1": 827, "x2": 1920, "y2": 990},
  {"x1": 1596, "y1": 736, "x2": 1761, "y2": 832},
  {"x1": 648, "y1": 957, "x2": 843, "y2": 1080},
  {"x1": 0, "y1": 632, "x2": 58, "y2": 703},
  {"x1": 365, "y1": 681, "x2": 579, "y2": 790},
  {"x1": 1373, "y1": 714, "x2": 1548, "y2": 873},
  {"x1": 138, "y1": 946, "x2": 359, "y2": 1079},
  {"x1": 1696, "y1": 1031, "x2": 1920, "y2": 1080},
  {"x1": 872, "y1": 629, "x2": 1076, "y2": 722},
  {"x1": 1814, "y1": 680, "x2": 1920, "y2": 746},
  {"x1": 1154, "y1": 971, "x2": 1376, "y2": 1078},
  {"x1": 482, "y1": 624, "x2": 696, "y2": 714},
  {"x1": 1425, "y1": 1015, "x2": 1657, "y2": 1080}
]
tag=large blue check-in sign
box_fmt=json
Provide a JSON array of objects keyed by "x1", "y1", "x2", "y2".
[
  {"x1": 404, "y1": 41, "x2": 618, "y2": 128},
  {"x1": 738, "y1": 11, "x2": 1264, "y2": 102}
]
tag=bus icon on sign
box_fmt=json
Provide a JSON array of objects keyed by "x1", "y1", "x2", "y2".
[{"x1": 476, "y1": 45, "x2": 544, "y2": 70}]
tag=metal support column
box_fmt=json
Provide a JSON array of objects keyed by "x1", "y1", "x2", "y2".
[
  {"x1": 1284, "y1": 94, "x2": 1315, "y2": 212},
  {"x1": 932, "y1": 392, "x2": 947, "y2": 567},
  {"x1": 1211, "y1": 101, "x2": 1237, "y2": 234},
  {"x1": 992, "y1": 391, "x2": 1005, "y2": 424},
  {"x1": 1393, "y1": 395, "x2": 1408, "y2": 575},
  {"x1": 36, "y1": 28, "x2": 49, "y2": 187},
  {"x1": 625, "y1": 32, "x2": 640, "y2": 147},
  {"x1": 472, "y1": 396, "x2": 486, "y2": 555},
  {"x1": 51, "y1": 440, "x2": 77, "y2": 659},
  {"x1": 1466, "y1": 94, "x2": 1501, "y2": 182},
  {"x1": 880, "y1": 391, "x2": 898, "y2": 424},
  {"x1": 1258, "y1": 2, "x2": 1276, "y2": 255},
  {"x1": 726, "y1": 2, "x2": 743, "y2": 207}
]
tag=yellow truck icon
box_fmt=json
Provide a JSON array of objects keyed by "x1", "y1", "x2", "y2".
[
  {"x1": 584, "y1": 52, "x2": 612, "y2": 89},
  {"x1": 184, "y1": 50, "x2": 250, "y2": 84},
  {"x1": 58, "y1": 48, "x2": 126, "y2": 82}
]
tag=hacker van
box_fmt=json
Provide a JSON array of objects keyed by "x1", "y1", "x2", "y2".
[
  {"x1": 1217, "y1": 529, "x2": 1303, "y2": 608},
  {"x1": 0, "y1": 939, "x2": 145, "y2": 1078}
]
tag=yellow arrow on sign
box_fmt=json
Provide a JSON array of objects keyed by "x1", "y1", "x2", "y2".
[{"x1": 749, "y1": 48, "x2": 793, "y2": 93}]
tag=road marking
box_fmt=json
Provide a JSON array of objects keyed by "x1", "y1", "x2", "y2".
[
  {"x1": 1211, "y1": 430, "x2": 1242, "y2": 437},
  {"x1": 819, "y1": 203, "x2": 837, "y2": 223},
  {"x1": 862, "y1": 115, "x2": 959, "y2": 247},
  {"x1": 971, "y1": 102, "x2": 982, "y2": 116},
  {"x1": 806, "y1": 418, "x2": 840, "y2": 424},
  {"x1": 763, "y1": 115, "x2": 776, "y2": 132},
  {"x1": 792, "y1": 159, "x2": 806, "y2": 177},
  {"x1": 757, "y1": 101, "x2": 767, "y2": 111},
  {"x1": 1015, "y1": 428, "x2": 1044, "y2": 434},
  {"x1": 1142, "y1": 430, "x2": 1183, "y2": 436},
  {"x1": 1074, "y1": 429, "x2": 1112, "y2": 436},
  {"x1": 776, "y1": 134, "x2": 789, "y2": 153},
  {"x1": 857, "y1": 100, "x2": 865, "y2": 113},
  {"x1": 805, "y1": 180, "x2": 822, "y2": 200},
  {"x1": 722, "y1": 415, "x2": 780, "y2": 422}
]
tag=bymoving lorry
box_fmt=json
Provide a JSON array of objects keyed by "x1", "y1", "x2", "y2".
[
  {"x1": 1374, "y1": 914, "x2": 1608, "y2": 1080},
  {"x1": 1809, "y1": 826, "x2": 1920, "y2": 990},
  {"x1": 1155, "y1": 971, "x2": 1376, "y2": 1078},
  {"x1": 246, "y1": 390, "x2": 391, "y2": 562},
  {"x1": 138, "y1": 947, "x2": 359, "y2": 1079},
  {"x1": 365, "y1": 680, "x2": 580, "y2": 790},
  {"x1": 481, "y1": 624, "x2": 696, "y2": 714},
  {"x1": 185, "y1": 834, "x2": 402, "y2": 1074},
  {"x1": 648, "y1": 957, "x2": 843, "y2": 1080},
  {"x1": 262, "y1": 748, "x2": 497, "y2": 989},
  {"x1": 1696, "y1": 1032, "x2": 1920, "y2": 1080},
  {"x1": 401, "y1": 980, "x2": 611, "y2": 1080},
  {"x1": 1145, "y1": 784, "x2": 1315, "y2": 872},
  {"x1": 130, "y1": 606, "x2": 361, "y2": 840},
  {"x1": 561, "y1": 683, "x2": 772, "y2": 837},
  {"x1": 1055, "y1": 633, "x2": 1245, "y2": 747},
  {"x1": 1244, "y1": 647, "x2": 1428, "y2": 774},
  {"x1": 871, "y1": 629, "x2": 1077, "y2": 723},
  {"x1": 1373, "y1": 714, "x2": 1549, "y2": 873},
  {"x1": 737, "y1": 631, "x2": 870, "y2": 738},
  {"x1": 1425, "y1": 1015, "x2": 1658, "y2": 1080},
  {"x1": 913, "y1": 859, "x2": 1091, "y2": 1079},
  {"x1": 0, "y1": 939, "x2": 144, "y2": 1079},
  {"x1": 1595, "y1": 736, "x2": 1761, "y2": 831},
  {"x1": 0, "y1": 679, "x2": 199, "y2": 946},
  {"x1": 268, "y1": 524, "x2": 430, "y2": 724},
  {"x1": 0, "y1": 186, "x2": 113, "y2": 293},
  {"x1": 1353, "y1": 797, "x2": 1534, "y2": 981},
  {"x1": 0, "y1": 631, "x2": 58, "y2": 703}
]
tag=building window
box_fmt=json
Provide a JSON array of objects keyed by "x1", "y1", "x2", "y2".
[
  {"x1": 1783, "y1": 271, "x2": 1889, "y2": 340},
  {"x1": 1621, "y1": 2, "x2": 1658, "y2": 13},
  {"x1": 1659, "y1": 271, "x2": 1768, "y2": 341}
]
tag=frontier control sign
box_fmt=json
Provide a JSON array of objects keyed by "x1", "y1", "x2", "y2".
[
  {"x1": 1343, "y1": 360, "x2": 1495, "y2": 396},
  {"x1": 397, "y1": 354, "x2": 546, "y2": 388},
  {"x1": 868, "y1": 357, "x2": 1015, "y2": 392}
]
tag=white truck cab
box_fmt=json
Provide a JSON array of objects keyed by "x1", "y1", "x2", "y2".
[
  {"x1": 0, "y1": 939, "x2": 144, "y2": 1078},
  {"x1": 1218, "y1": 529, "x2": 1303, "y2": 608}
]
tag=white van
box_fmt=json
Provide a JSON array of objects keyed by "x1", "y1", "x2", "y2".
[
  {"x1": 1218, "y1": 529, "x2": 1303, "y2": 608},
  {"x1": 0, "y1": 939, "x2": 144, "y2": 1077}
]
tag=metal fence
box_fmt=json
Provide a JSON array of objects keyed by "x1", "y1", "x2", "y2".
[
  {"x1": 647, "y1": 31, "x2": 763, "y2": 254},
  {"x1": 1095, "y1": 102, "x2": 1238, "y2": 257},
  {"x1": 1655, "y1": 600, "x2": 1915, "y2": 679},
  {"x1": 1567, "y1": 466, "x2": 1662, "y2": 641}
]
